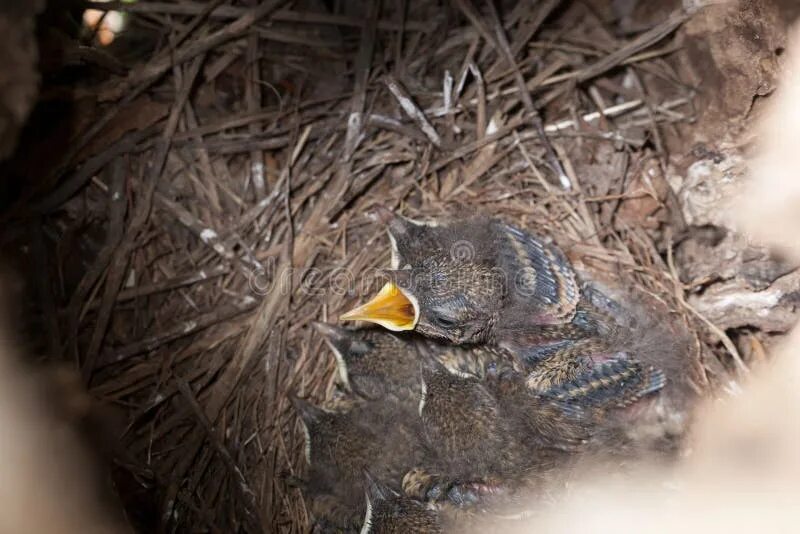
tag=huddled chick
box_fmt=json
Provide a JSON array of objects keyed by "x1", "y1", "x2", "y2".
[
  {"x1": 296, "y1": 210, "x2": 696, "y2": 532},
  {"x1": 342, "y1": 210, "x2": 696, "y2": 444},
  {"x1": 292, "y1": 394, "x2": 426, "y2": 532},
  {"x1": 361, "y1": 472, "x2": 444, "y2": 534},
  {"x1": 312, "y1": 322, "x2": 423, "y2": 412}
]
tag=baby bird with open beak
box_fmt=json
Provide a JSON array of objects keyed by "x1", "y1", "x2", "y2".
[
  {"x1": 339, "y1": 210, "x2": 645, "y2": 383},
  {"x1": 340, "y1": 208, "x2": 584, "y2": 350},
  {"x1": 340, "y1": 209, "x2": 695, "y2": 446}
]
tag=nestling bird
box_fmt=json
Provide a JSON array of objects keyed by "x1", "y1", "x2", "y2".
[
  {"x1": 314, "y1": 322, "x2": 525, "y2": 407},
  {"x1": 417, "y1": 358, "x2": 527, "y2": 483},
  {"x1": 410, "y1": 358, "x2": 585, "y2": 509},
  {"x1": 313, "y1": 322, "x2": 423, "y2": 411},
  {"x1": 497, "y1": 284, "x2": 692, "y2": 454},
  {"x1": 338, "y1": 208, "x2": 637, "y2": 392},
  {"x1": 407, "y1": 357, "x2": 667, "y2": 510},
  {"x1": 291, "y1": 396, "x2": 426, "y2": 530},
  {"x1": 339, "y1": 211, "x2": 692, "y2": 410},
  {"x1": 361, "y1": 471, "x2": 444, "y2": 534},
  {"x1": 339, "y1": 211, "x2": 649, "y2": 379},
  {"x1": 478, "y1": 353, "x2": 666, "y2": 454},
  {"x1": 416, "y1": 357, "x2": 587, "y2": 485},
  {"x1": 340, "y1": 209, "x2": 587, "y2": 351},
  {"x1": 576, "y1": 283, "x2": 698, "y2": 450}
]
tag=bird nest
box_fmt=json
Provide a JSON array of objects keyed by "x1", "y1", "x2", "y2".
[{"x1": 5, "y1": 1, "x2": 782, "y2": 532}]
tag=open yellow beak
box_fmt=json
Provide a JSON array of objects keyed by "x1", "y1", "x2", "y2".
[{"x1": 340, "y1": 281, "x2": 418, "y2": 331}]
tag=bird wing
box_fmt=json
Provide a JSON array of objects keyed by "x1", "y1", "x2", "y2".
[
  {"x1": 498, "y1": 223, "x2": 580, "y2": 323},
  {"x1": 542, "y1": 356, "x2": 666, "y2": 410}
]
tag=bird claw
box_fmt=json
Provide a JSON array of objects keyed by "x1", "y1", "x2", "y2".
[
  {"x1": 446, "y1": 484, "x2": 481, "y2": 507},
  {"x1": 442, "y1": 480, "x2": 506, "y2": 508},
  {"x1": 405, "y1": 470, "x2": 505, "y2": 509}
]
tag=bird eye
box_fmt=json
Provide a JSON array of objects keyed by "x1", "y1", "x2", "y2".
[{"x1": 435, "y1": 316, "x2": 456, "y2": 328}]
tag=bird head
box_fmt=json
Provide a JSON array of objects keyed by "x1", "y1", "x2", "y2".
[
  {"x1": 362, "y1": 469, "x2": 398, "y2": 511},
  {"x1": 362, "y1": 469, "x2": 442, "y2": 534},
  {"x1": 312, "y1": 322, "x2": 372, "y2": 393},
  {"x1": 313, "y1": 322, "x2": 423, "y2": 404},
  {"x1": 340, "y1": 208, "x2": 504, "y2": 344}
]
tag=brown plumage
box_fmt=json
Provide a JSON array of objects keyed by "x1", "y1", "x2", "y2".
[
  {"x1": 361, "y1": 473, "x2": 444, "y2": 534},
  {"x1": 344, "y1": 211, "x2": 690, "y2": 433},
  {"x1": 425, "y1": 341, "x2": 524, "y2": 380},
  {"x1": 542, "y1": 356, "x2": 666, "y2": 410},
  {"x1": 341, "y1": 211, "x2": 628, "y2": 375},
  {"x1": 292, "y1": 397, "x2": 426, "y2": 531},
  {"x1": 415, "y1": 357, "x2": 599, "y2": 489},
  {"x1": 313, "y1": 322, "x2": 422, "y2": 411},
  {"x1": 418, "y1": 360, "x2": 529, "y2": 483},
  {"x1": 408, "y1": 361, "x2": 669, "y2": 514},
  {"x1": 408, "y1": 361, "x2": 600, "y2": 512},
  {"x1": 485, "y1": 368, "x2": 591, "y2": 453},
  {"x1": 422, "y1": 316, "x2": 665, "y2": 419},
  {"x1": 577, "y1": 282, "x2": 698, "y2": 451},
  {"x1": 401, "y1": 467, "x2": 442, "y2": 501},
  {"x1": 377, "y1": 210, "x2": 583, "y2": 345}
]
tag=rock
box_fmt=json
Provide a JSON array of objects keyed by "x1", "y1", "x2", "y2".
[
  {"x1": 688, "y1": 270, "x2": 800, "y2": 332},
  {"x1": 679, "y1": 151, "x2": 746, "y2": 229}
]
